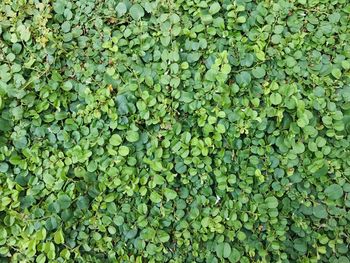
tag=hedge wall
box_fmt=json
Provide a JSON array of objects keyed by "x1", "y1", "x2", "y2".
[{"x1": 0, "y1": 0, "x2": 350, "y2": 262}]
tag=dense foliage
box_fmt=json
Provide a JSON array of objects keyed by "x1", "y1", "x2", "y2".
[{"x1": 1, "y1": 0, "x2": 350, "y2": 262}]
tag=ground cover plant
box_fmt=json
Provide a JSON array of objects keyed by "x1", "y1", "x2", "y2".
[{"x1": 0, "y1": 0, "x2": 350, "y2": 262}]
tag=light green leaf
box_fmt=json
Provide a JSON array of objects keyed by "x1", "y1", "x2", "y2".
[
  {"x1": 116, "y1": 2, "x2": 127, "y2": 17},
  {"x1": 209, "y1": 2, "x2": 221, "y2": 15},
  {"x1": 126, "y1": 131, "x2": 140, "y2": 142},
  {"x1": 265, "y1": 196, "x2": 278, "y2": 208},
  {"x1": 331, "y1": 68, "x2": 341, "y2": 79},
  {"x1": 119, "y1": 146, "x2": 130, "y2": 156},
  {"x1": 153, "y1": 174, "x2": 165, "y2": 185},
  {"x1": 164, "y1": 188, "x2": 177, "y2": 201},
  {"x1": 341, "y1": 60, "x2": 350, "y2": 70},
  {"x1": 237, "y1": 16, "x2": 246, "y2": 23},
  {"x1": 270, "y1": 93, "x2": 282, "y2": 105},
  {"x1": 17, "y1": 24, "x2": 31, "y2": 42},
  {"x1": 216, "y1": 123, "x2": 226, "y2": 133},
  {"x1": 129, "y1": 4, "x2": 145, "y2": 20},
  {"x1": 228, "y1": 248, "x2": 241, "y2": 263},
  {"x1": 157, "y1": 231, "x2": 170, "y2": 243},
  {"x1": 54, "y1": 229, "x2": 64, "y2": 244},
  {"x1": 110, "y1": 134, "x2": 122, "y2": 146},
  {"x1": 150, "y1": 191, "x2": 162, "y2": 203}
]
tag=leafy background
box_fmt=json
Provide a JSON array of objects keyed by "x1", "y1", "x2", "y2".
[{"x1": 0, "y1": 0, "x2": 350, "y2": 262}]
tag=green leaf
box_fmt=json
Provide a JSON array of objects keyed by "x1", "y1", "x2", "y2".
[
  {"x1": 54, "y1": 229, "x2": 64, "y2": 244},
  {"x1": 150, "y1": 191, "x2": 162, "y2": 203},
  {"x1": 270, "y1": 93, "x2": 282, "y2": 105},
  {"x1": 157, "y1": 230, "x2": 170, "y2": 243},
  {"x1": 46, "y1": 242, "x2": 56, "y2": 259},
  {"x1": 17, "y1": 24, "x2": 31, "y2": 42},
  {"x1": 313, "y1": 205, "x2": 328, "y2": 219},
  {"x1": 110, "y1": 134, "x2": 122, "y2": 146},
  {"x1": 164, "y1": 188, "x2": 177, "y2": 201},
  {"x1": 61, "y1": 21, "x2": 71, "y2": 33},
  {"x1": 13, "y1": 136, "x2": 27, "y2": 149},
  {"x1": 216, "y1": 242, "x2": 231, "y2": 259},
  {"x1": 141, "y1": 227, "x2": 156, "y2": 240},
  {"x1": 228, "y1": 248, "x2": 241, "y2": 263},
  {"x1": 221, "y1": 64, "x2": 231, "y2": 74},
  {"x1": 286, "y1": 56, "x2": 297, "y2": 67},
  {"x1": 331, "y1": 68, "x2": 341, "y2": 79},
  {"x1": 252, "y1": 67, "x2": 266, "y2": 78},
  {"x1": 324, "y1": 184, "x2": 343, "y2": 200},
  {"x1": 53, "y1": 1, "x2": 65, "y2": 14},
  {"x1": 114, "y1": 215, "x2": 124, "y2": 226},
  {"x1": 77, "y1": 196, "x2": 89, "y2": 210},
  {"x1": 297, "y1": 117, "x2": 309, "y2": 128},
  {"x1": 126, "y1": 131, "x2": 139, "y2": 142},
  {"x1": 116, "y1": 2, "x2": 127, "y2": 17},
  {"x1": 237, "y1": 16, "x2": 246, "y2": 23},
  {"x1": 0, "y1": 162, "x2": 9, "y2": 173},
  {"x1": 58, "y1": 194, "x2": 71, "y2": 209},
  {"x1": 119, "y1": 146, "x2": 130, "y2": 156},
  {"x1": 129, "y1": 4, "x2": 145, "y2": 20},
  {"x1": 175, "y1": 162, "x2": 187, "y2": 174},
  {"x1": 223, "y1": 243, "x2": 232, "y2": 258},
  {"x1": 0, "y1": 118, "x2": 12, "y2": 132},
  {"x1": 153, "y1": 174, "x2": 165, "y2": 184},
  {"x1": 36, "y1": 254, "x2": 46, "y2": 263},
  {"x1": 294, "y1": 238, "x2": 307, "y2": 253},
  {"x1": 341, "y1": 60, "x2": 350, "y2": 70},
  {"x1": 236, "y1": 71, "x2": 251, "y2": 86},
  {"x1": 209, "y1": 2, "x2": 221, "y2": 15},
  {"x1": 62, "y1": 81, "x2": 73, "y2": 91},
  {"x1": 265, "y1": 196, "x2": 278, "y2": 208},
  {"x1": 216, "y1": 123, "x2": 226, "y2": 133}
]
